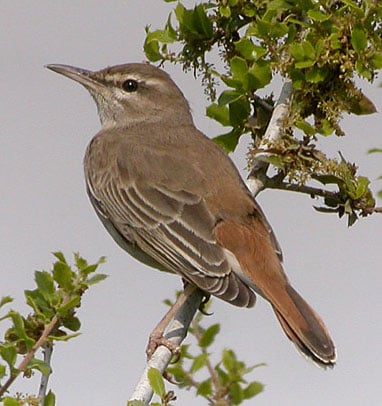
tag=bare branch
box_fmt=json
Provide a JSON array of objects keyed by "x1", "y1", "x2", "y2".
[
  {"x1": 38, "y1": 343, "x2": 53, "y2": 403},
  {"x1": 266, "y1": 180, "x2": 339, "y2": 200},
  {"x1": 247, "y1": 80, "x2": 293, "y2": 196}
]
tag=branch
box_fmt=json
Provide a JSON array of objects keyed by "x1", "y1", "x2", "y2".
[
  {"x1": 38, "y1": 343, "x2": 53, "y2": 403},
  {"x1": 266, "y1": 179, "x2": 339, "y2": 200},
  {"x1": 247, "y1": 80, "x2": 293, "y2": 196},
  {"x1": 129, "y1": 288, "x2": 204, "y2": 404},
  {"x1": 266, "y1": 178, "x2": 382, "y2": 214}
]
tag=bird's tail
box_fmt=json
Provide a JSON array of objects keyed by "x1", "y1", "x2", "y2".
[
  {"x1": 215, "y1": 218, "x2": 336, "y2": 368},
  {"x1": 271, "y1": 284, "x2": 336, "y2": 368}
]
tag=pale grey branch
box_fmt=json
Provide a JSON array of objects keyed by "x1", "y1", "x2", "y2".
[
  {"x1": 247, "y1": 80, "x2": 293, "y2": 196},
  {"x1": 129, "y1": 288, "x2": 204, "y2": 404},
  {"x1": 38, "y1": 344, "x2": 53, "y2": 403}
]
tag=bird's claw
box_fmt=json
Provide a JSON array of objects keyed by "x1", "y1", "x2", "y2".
[{"x1": 146, "y1": 333, "x2": 181, "y2": 362}]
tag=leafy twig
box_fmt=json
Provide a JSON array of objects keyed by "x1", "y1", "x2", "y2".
[{"x1": 0, "y1": 311, "x2": 60, "y2": 397}]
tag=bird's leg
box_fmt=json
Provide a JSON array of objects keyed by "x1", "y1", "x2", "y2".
[{"x1": 146, "y1": 284, "x2": 199, "y2": 359}]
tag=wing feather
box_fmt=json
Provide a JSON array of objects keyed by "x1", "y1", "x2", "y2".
[{"x1": 87, "y1": 174, "x2": 255, "y2": 307}]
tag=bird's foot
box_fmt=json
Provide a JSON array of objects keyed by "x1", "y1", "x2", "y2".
[
  {"x1": 198, "y1": 293, "x2": 212, "y2": 315},
  {"x1": 146, "y1": 332, "x2": 181, "y2": 361}
]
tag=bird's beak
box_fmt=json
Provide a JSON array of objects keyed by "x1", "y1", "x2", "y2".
[{"x1": 46, "y1": 64, "x2": 103, "y2": 91}]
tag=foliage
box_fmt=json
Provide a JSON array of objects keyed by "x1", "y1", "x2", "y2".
[
  {"x1": 144, "y1": 0, "x2": 382, "y2": 224},
  {"x1": 0, "y1": 253, "x2": 107, "y2": 405}
]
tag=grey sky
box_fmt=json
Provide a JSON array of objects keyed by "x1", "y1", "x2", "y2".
[{"x1": 2, "y1": 2, "x2": 382, "y2": 405}]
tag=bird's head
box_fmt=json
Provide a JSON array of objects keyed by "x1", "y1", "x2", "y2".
[{"x1": 46, "y1": 63, "x2": 193, "y2": 129}]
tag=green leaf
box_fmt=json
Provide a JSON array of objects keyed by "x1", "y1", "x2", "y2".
[
  {"x1": 176, "y1": 4, "x2": 213, "y2": 39},
  {"x1": 220, "y1": 5, "x2": 231, "y2": 18},
  {"x1": 235, "y1": 38, "x2": 256, "y2": 60},
  {"x1": 44, "y1": 390, "x2": 56, "y2": 406},
  {"x1": 0, "y1": 344, "x2": 17, "y2": 367},
  {"x1": 291, "y1": 42, "x2": 315, "y2": 62},
  {"x1": 305, "y1": 68, "x2": 328, "y2": 83},
  {"x1": 174, "y1": 3, "x2": 185, "y2": 25},
  {"x1": 144, "y1": 37, "x2": 162, "y2": 62},
  {"x1": 248, "y1": 61, "x2": 272, "y2": 89},
  {"x1": 191, "y1": 353, "x2": 208, "y2": 373},
  {"x1": 206, "y1": 103, "x2": 230, "y2": 126},
  {"x1": 148, "y1": 368, "x2": 165, "y2": 397},
  {"x1": 29, "y1": 357, "x2": 51, "y2": 375},
  {"x1": 222, "y1": 349, "x2": 236, "y2": 372},
  {"x1": 253, "y1": 19, "x2": 271, "y2": 38},
  {"x1": 62, "y1": 315, "x2": 81, "y2": 332},
  {"x1": 351, "y1": 28, "x2": 367, "y2": 52},
  {"x1": 355, "y1": 60, "x2": 372, "y2": 80},
  {"x1": 35, "y1": 271, "x2": 55, "y2": 297},
  {"x1": 243, "y1": 3, "x2": 256, "y2": 17},
  {"x1": 372, "y1": 53, "x2": 382, "y2": 69},
  {"x1": 218, "y1": 90, "x2": 242, "y2": 106},
  {"x1": 58, "y1": 296, "x2": 81, "y2": 314},
  {"x1": 296, "y1": 120, "x2": 316, "y2": 136},
  {"x1": 3, "y1": 398, "x2": 20, "y2": 406},
  {"x1": 196, "y1": 379, "x2": 212, "y2": 397},
  {"x1": 0, "y1": 296, "x2": 13, "y2": 308},
  {"x1": 316, "y1": 119, "x2": 335, "y2": 136},
  {"x1": 243, "y1": 381, "x2": 264, "y2": 399},
  {"x1": 307, "y1": 9, "x2": 330, "y2": 22},
  {"x1": 351, "y1": 177, "x2": 370, "y2": 200},
  {"x1": 295, "y1": 60, "x2": 315, "y2": 69},
  {"x1": 253, "y1": 153, "x2": 284, "y2": 169},
  {"x1": 341, "y1": 0, "x2": 364, "y2": 16},
  {"x1": 9, "y1": 311, "x2": 35, "y2": 351},
  {"x1": 52, "y1": 252, "x2": 67, "y2": 263},
  {"x1": 74, "y1": 253, "x2": 88, "y2": 271},
  {"x1": 194, "y1": 4, "x2": 213, "y2": 38},
  {"x1": 348, "y1": 92, "x2": 377, "y2": 115},
  {"x1": 145, "y1": 29, "x2": 176, "y2": 45},
  {"x1": 215, "y1": 365, "x2": 230, "y2": 386},
  {"x1": 229, "y1": 382, "x2": 244, "y2": 405},
  {"x1": 87, "y1": 273, "x2": 108, "y2": 286},
  {"x1": 80, "y1": 264, "x2": 97, "y2": 275},
  {"x1": 127, "y1": 401, "x2": 146, "y2": 406},
  {"x1": 199, "y1": 324, "x2": 220, "y2": 348},
  {"x1": 229, "y1": 99, "x2": 250, "y2": 127},
  {"x1": 330, "y1": 34, "x2": 342, "y2": 50},
  {"x1": 53, "y1": 261, "x2": 73, "y2": 290},
  {"x1": 213, "y1": 130, "x2": 241, "y2": 153},
  {"x1": 368, "y1": 148, "x2": 382, "y2": 154},
  {"x1": 25, "y1": 289, "x2": 52, "y2": 318},
  {"x1": 230, "y1": 56, "x2": 248, "y2": 83}
]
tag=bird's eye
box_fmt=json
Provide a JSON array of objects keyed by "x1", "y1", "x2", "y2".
[{"x1": 122, "y1": 79, "x2": 138, "y2": 92}]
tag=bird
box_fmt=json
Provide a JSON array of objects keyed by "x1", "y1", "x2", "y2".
[{"x1": 46, "y1": 62, "x2": 336, "y2": 368}]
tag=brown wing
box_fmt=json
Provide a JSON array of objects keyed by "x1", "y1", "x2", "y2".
[{"x1": 86, "y1": 170, "x2": 255, "y2": 308}]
